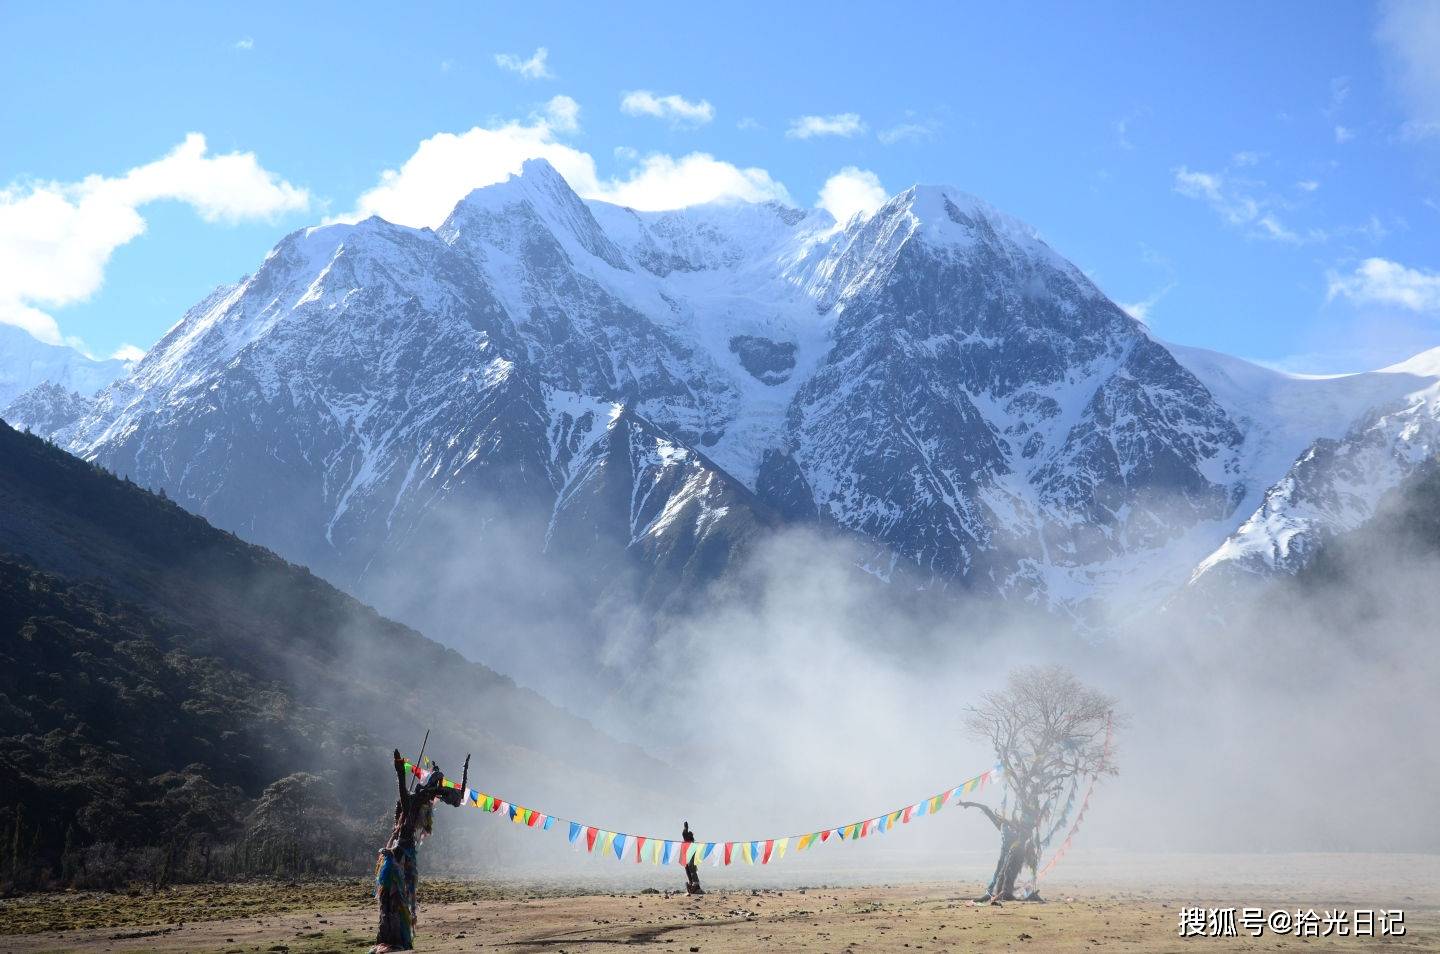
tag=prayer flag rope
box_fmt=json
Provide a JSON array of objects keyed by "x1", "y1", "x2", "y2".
[
  {"x1": 1025, "y1": 715, "x2": 1114, "y2": 889},
  {"x1": 403, "y1": 758, "x2": 1003, "y2": 867}
]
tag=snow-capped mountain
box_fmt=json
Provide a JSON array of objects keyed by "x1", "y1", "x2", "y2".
[
  {"x1": 1, "y1": 381, "x2": 94, "y2": 437},
  {"x1": 1184, "y1": 347, "x2": 1440, "y2": 586},
  {"x1": 49, "y1": 159, "x2": 1440, "y2": 672},
  {"x1": 0, "y1": 323, "x2": 131, "y2": 407}
]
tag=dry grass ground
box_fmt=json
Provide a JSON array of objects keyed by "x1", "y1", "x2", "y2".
[{"x1": 2, "y1": 854, "x2": 1437, "y2": 953}]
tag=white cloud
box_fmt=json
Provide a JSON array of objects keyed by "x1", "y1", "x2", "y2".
[
  {"x1": 111, "y1": 343, "x2": 146, "y2": 362},
  {"x1": 0, "y1": 301, "x2": 70, "y2": 348},
  {"x1": 234, "y1": 37, "x2": 254, "y2": 51},
  {"x1": 877, "y1": 121, "x2": 936, "y2": 146},
  {"x1": 1173, "y1": 167, "x2": 1250, "y2": 221},
  {"x1": 1231, "y1": 150, "x2": 1262, "y2": 167},
  {"x1": 337, "y1": 112, "x2": 598, "y2": 229},
  {"x1": 1334, "y1": 124, "x2": 1355, "y2": 143},
  {"x1": 542, "y1": 94, "x2": 580, "y2": 133},
  {"x1": 1297, "y1": 179, "x2": 1321, "y2": 192},
  {"x1": 1376, "y1": 0, "x2": 1440, "y2": 140},
  {"x1": 494, "y1": 46, "x2": 552, "y2": 80},
  {"x1": 1172, "y1": 165, "x2": 1304, "y2": 243},
  {"x1": 1256, "y1": 214, "x2": 1298, "y2": 242},
  {"x1": 1328, "y1": 258, "x2": 1440, "y2": 312},
  {"x1": 786, "y1": 113, "x2": 866, "y2": 139},
  {"x1": 815, "y1": 167, "x2": 887, "y2": 225},
  {"x1": 338, "y1": 103, "x2": 791, "y2": 228},
  {"x1": 619, "y1": 90, "x2": 715, "y2": 128},
  {"x1": 0, "y1": 133, "x2": 309, "y2": 346},
  {"x1": 599, "y1": 153, "x2": 789, "y2": 210}
]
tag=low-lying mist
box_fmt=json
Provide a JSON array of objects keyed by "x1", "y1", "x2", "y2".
[{"x1": 355, "y1": 489, "x2": 1440, "y2": 884}]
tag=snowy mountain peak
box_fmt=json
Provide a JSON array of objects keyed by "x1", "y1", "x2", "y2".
[
  {"x1": 1378, "y1": 344, "x2": 1440, "y2": 378},
  {"x1": 52, "y1": 158, "x2": 1440, "y2": 656},
  {"x1": 1, "y1": 380, "x2": 94, "y2": 439},
  {"x1": 441, "y1": 158, "x2": 629, "y2": 270}
]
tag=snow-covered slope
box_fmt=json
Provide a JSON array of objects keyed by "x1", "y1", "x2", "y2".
[
  {"x1": 0, "y1": 323, "x2": 131, "y2": 406},
  {"x1": 53, "y1": 159, "x2": 1440, "y2": 668},
  {"x1": 1185, "y1": 347, "x2": 1440, "y2": 585},
  {"x1": 0, "y1": 381, "x2": 95, "y2": 439}
]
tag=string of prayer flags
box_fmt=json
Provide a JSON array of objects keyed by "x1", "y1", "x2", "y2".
[{"x1": 402, "y1": 757, "x2": 1005, "y2": 868}]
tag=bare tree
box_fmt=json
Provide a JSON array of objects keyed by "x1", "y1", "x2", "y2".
[{"x1": 958, "y1": 665, "x2": 1118, "y2": 902}]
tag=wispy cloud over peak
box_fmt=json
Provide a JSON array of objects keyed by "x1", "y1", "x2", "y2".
[
  {"x1": 786, "y1": 113, "x2": 866, "y2": 140},
  {"x1": 877, "y1": 120, "x2": 937, "y2": 145},
  {"x1": 1172, "y1": 165, "x2": 1313, "y2": 244},
  {"x1": 816, "y1": 167, "x2": 887, "y2": 225},
  {"x1": 334, "y1": 105, "x2": 790, "y2": 234},
  {"x1": 1328, "y1": 258, "x2": 1440, "y2": 312},
  {"x1": 495, "y1": 46, "x2": 553, "y2": 80},
  {"x1": 620, "y1": 90, "x2": 714, "y2": 128},
  {"x1": 542, "y1": 95, "x2": 580, "y2": 133}
]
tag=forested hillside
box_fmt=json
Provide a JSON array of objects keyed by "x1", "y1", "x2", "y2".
[{"x1": 0, "y1": 422, "x2": 672, "y2": 889}]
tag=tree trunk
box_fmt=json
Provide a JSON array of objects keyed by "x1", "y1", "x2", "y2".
[{"x1": 976, "y1": 820, "x2": 1040, "y2": 902}]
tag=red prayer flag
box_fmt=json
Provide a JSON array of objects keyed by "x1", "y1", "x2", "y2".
[
  {"x1": 723, "y1": 842, "x2": 734, "y2": 865},
  {"x1": 762, "y1": 839, "x2": 774, "y2": 864},
  {"x1": 635, "y1": 836, "x2": 646, "y2": 862},
  {"x1": 585, "y1": 826, "x2": 599, "y2": 852}
]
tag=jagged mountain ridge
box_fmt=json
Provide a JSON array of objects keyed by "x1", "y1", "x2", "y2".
[
  {"x1": 1, "y1": 380, "x2": 94, "y2": 436},
  {"x1": 37, "y1": 159, "x2": 1437, "y2": 678}
]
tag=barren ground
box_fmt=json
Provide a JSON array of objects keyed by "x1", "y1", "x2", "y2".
[{"x1": 2, "y1": 854, "x2": 1436, "y2": 953}]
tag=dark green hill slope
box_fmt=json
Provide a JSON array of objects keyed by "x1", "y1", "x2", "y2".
[{"x1": 0, "y1": 422, "x2": 671, "y2": 888}]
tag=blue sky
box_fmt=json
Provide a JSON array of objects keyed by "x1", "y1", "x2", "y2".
[{"x1": 2, "y1": 0, "x2": 1438, "y2": 372}]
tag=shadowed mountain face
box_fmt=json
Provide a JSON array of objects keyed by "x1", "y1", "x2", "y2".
[
  {"x1": 21, "y1": 160, "x2": 1436, "y2": 682},
  {"x1": 0, "y1": 421, "x2": 675, "y2": 885}
]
